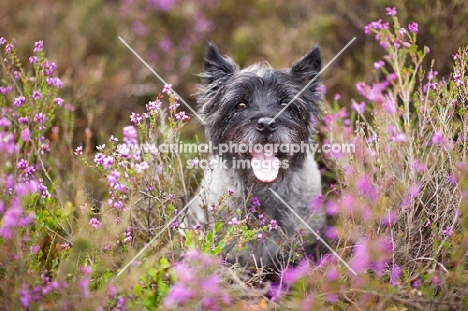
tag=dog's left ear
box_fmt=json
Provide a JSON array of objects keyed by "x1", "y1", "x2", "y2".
[{"x1": 291, "y1": 45, "x2": 321, "y2": 89}]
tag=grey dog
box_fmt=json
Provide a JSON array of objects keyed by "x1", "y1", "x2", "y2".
[{"x1": 185, "y1": 42, "x2": 326, "y2": 269}]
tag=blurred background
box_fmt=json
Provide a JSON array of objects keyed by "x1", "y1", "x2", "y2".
[{"x1": 2, "y1": 0, "x2": 467, "y2": 146}]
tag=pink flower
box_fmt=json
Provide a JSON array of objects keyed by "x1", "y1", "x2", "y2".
[
  {"x1": 386, "y1": 7, "x2": 397, "y2": 16},
  {"x1": 351, "y1": 101, "x2": 366, "y2": 114},
  {"x1": 74, "y1": 146, "x2": 83, "y2": 156},
  {"x1": 33, "y1": 41, "x2": 43, "y2": 52},
  {"x1": 21, "y1": 128, "x2": 30, "y2": 142},
  {"x1": 163, "y1": 83, "x2": 172, "y2": 94},
  {"x1": 408, "y1": 22, "x2": 418, "y2": 33},
  {"x1": 431, "y1": 130, "x2": 444, "y2": 145},
  {"x1": 374, "y1": 60, "x2": 385, "y2": 70}
]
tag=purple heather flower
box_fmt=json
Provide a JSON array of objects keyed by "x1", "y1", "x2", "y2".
[
  {"x1": 350, "y1": 239, "x2": 370, "y2": 273},
  {"x1": 228, "y1": 189, "x2": 234, "y2": 195},
  {"x1": 162, "y1": 83, "x2": 172, "y2": 94},
  {"x1": 107, "y1": 170, "x2": 120, "y2": 186},
  {"x1": 102, "y1": 155, "x2": 115, "y2": 169},
  {"x1": 54, "y1": 97, "x2": 64, "y2": 107},
  {"x1": 5, "y1": 43, "x2": 14, "y2": 53},
  {"x1": 408, "y1": 22, "x2": 418, "y2": 33},
  {"x1": 319, "y1": 84, "x2": 327, "y2": 98},
  {"x1": 46, "y1": 77, "x2": 64, "y2": 88},
  {"x1": 324, "y1": 226, "x2": 338, "y2": 240},
  {"x1": 18, "y1": 116, "x2": 29, "y2": 124},
  {"x1": 164, "y1": 284, "x2": 194, "y2": 307},
  {"x1": 175, "y1": 111, "x2": 189, "y2": 121},
  {"x1": 146, "y1": 100, "x2": 162, "y2": 112},
  {"x1": 33, "y1": 113, "x2": 46, "y2": 123},
  {"x1": 130, "y1": 112, "x2": 143, "y2": 124},
  {"x1": 380, "y1": 211, "x2": 397, "y2": 226},
  {"x1": 33, "y1": 41, "x2": 43, "y2": 52},
  {"x1": 390, "y1": 265, "x2": 402, "y2": 286},
  {"x1": 89, "y1": 217, "x2": 102, "y2": 229},
  {"x1": 29, "y1": 56, "x2": 38, "y2": 64},
  {"x1": 325, "y1": 267, "x2": 339, "y2": 282},
  {"x1": 356, "y1": 174, "x2": 378, "y2": 200},
  {"x1": 428, "y1": 70, "x2": 438, "y2": 80},
  {"x1": 426, "y1": 46, "x2": 431, "y2": 54},
  {"x1": 351, "y1": 101, "x2": 366, "y2": 114},
  {"x1": 269, "y1": 219, "x2": 278, "y2": 231},
  {"x1": 74, "y1": 146, "x2": 83, "y2": 156},
  {"x1": 282, "y1": 260, "x2": 310, "y2": 284},
  {"x1": 13, "y1": 70, "x2": 20, "y2": 80},
  {"x1": 442, "y1": 226, "x2": 453, "y2": 237},
  {"x1": 412, "y1": 279, "x2": 421, "y2": 289},
  {"x1": 431, "y1": 130, "x2": 444, "y2": 145},
  {"x1": 43, "y1": 60, "x2": 57, "y2": 76},
  {"x1": 257, "y1": 233, "x2": 263, "y2": 242},
  {"x1": 374, "y1": 60, "x2": 385, "y2": 70},
  {"x1": 123, "y1": 126, "x2": 138, "y2": 145},
  {"x1": 386, "y1": 7, "x2": 397, "y2": 16},
  {"x1": 17, "y1": 159, "x2": 28, "y2": 169},
  {"x1": 0, "y1": 117, "x2": 11, "y2": 127},
  {"x1": 109, "y1": 135, "x2": 118, "y2": 142},
  {"x1": 32, "y1": 90, "x2": 42, "y2": 100},
  {"x1": 21, "y1": 128, "x2": 31, "y2": 142},
  {"x1": 334, "y1": 94, "x2": 341, "y2": 101},
  {"x1": 159, "y1": 38, "x2": 173, "y2": 51},
  {"x1": 0, "y1": 37, "x2": 6, "y2": 45},
  {"x1": 228, "y1": 217, "x2": 239, "y2": 225},
  {"x1": 0, "y1": 85, "x2": 12, "y2": 94},
  {"x1": 14, "y1": 96, "x2": 26, "y2": 107},
  {"x1": 94, "y1": 153, "x2": 105, "y2": 165}
]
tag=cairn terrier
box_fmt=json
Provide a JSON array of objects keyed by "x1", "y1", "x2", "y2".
[{"x1": 185, "y1": 42, "x2": 325, "y2": 269}]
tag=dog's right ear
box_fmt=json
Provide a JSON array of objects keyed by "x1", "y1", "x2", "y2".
[{"x1": 202, "y1": 42, "x2": 238, "y2": 84}]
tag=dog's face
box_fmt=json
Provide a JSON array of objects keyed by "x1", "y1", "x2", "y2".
[{"x1": 198, "y1": 42, "x2": 322, "y2": 183}]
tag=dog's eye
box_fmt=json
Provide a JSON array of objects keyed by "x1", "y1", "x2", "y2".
[
  {"x1": 236, "y1": 103, "x2": 247, "y2": 110},
  {"x1": 279, "y1": 102, "x2": 288, "y2": 108}
]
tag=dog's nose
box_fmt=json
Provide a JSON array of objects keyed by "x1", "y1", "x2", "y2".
[{"x1": 256, "y1": 117, "x2": 277, "y2": 133}]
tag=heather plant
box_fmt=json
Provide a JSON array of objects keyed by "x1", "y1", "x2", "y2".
[
  {"x1": 281, "y1": 9, "x2": 468, "y2": 309},
  {"x1": 2, "y1": 6, "x2": 468, "y2": 311}
]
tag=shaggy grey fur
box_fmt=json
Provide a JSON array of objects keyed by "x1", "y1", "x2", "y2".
[{"x1": 184, "y1": 42, "x2": 325, "y2": 269}]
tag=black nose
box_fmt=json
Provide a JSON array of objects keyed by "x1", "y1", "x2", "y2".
[{"x1": 256, "y1": 117, "x2": 277, "y2": 133}]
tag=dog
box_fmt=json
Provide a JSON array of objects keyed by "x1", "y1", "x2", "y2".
[{"x1": 185, "y1": 42, "x2": 325, "y2": 270}]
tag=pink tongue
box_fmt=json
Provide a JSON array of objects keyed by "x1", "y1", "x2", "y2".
[{"x1": 250, "y1": 152, "x2": 280, "y2": 183}]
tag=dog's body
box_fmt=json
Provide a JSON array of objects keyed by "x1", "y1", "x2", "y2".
[{"x1": 186, "y1": 42, "x2": 325, "y2": 268}]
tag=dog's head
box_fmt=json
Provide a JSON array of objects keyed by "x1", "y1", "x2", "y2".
[{"x1": 198, "y1": 42, "x2": 322, "y2": 183}]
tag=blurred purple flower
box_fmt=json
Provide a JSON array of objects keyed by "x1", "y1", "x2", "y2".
[
  {"x1": 374, "y1": 60, "x2": 385, "y2": 70},
  {"x1": 34, "y1": 40, "x2": 43, "y2": 52},
  {"x1": 352, "y1": 101, "x2": 366, "y2": 113},
  {"x1": 159, "y1": 38, "x2": 173, "y2": 51},
  {"x1": 162, "y1": 83, "x2": 172, "y2": 94},
  {"x1": 29, "y1": 56, "x2": 38, "y2": 64},
  {"x1": 89, "y1": 218, "x2": 102, "y2": 229},
  {"x1": 14, "y1": 96, "x2": 26, "y2": 107},
  {"x1": 21, "y1": 128, "x2": 31, "y2": 142},
  {"x1": 269, "y1": 219, "x2": 278, "y2": 231},
  {"x1": 390, "y1": 265, "x2": 401, "y2": 286},
  {"x1": 386, "y1": 7, "x2": 397, "y2": 16},
  {"x1": 431, "y1": 130, "x2": 445, "y2": 145},
  {"x1": 54, "y1": 97, "x2": 64, "y2": 107},
  {"x1": 32, "y1": 90, "x2": 42, "y2": 100},
  {"x1": 408, "y1": 22, "x2": 418, "y2": 33}
]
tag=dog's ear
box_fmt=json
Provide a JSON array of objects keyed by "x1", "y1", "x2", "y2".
[
  {"x1": 203, "y1": 42, "x2": 238, "y2": 84},
  {"x1": 291, "y1": 45, "x2": 321, "y2": 89}
]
